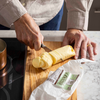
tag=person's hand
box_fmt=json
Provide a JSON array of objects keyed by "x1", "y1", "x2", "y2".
[
  {"x1": 62, "y1": 29, "x2": 97, "y2": 60},
  {"x1": 14, "y1": 13, "x2": 44, "y2": 50}
]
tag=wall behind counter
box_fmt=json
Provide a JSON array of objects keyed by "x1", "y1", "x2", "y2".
[{"x1": 60, "y1": 0, "x2": 100, "y2": 31}]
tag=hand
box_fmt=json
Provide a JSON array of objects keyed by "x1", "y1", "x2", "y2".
[
  {"x1": 14, "y1": 13, "x2": 44, "y2": 50},
  {"x1": 62, "y1": 29, "x2": 97, "y2": 60}
]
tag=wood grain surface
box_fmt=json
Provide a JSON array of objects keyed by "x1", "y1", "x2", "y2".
[{"x1": 22, "y1": 41, "x2": 77, "y2": 100}]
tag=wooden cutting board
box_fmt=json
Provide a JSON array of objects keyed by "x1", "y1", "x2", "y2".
[{"x1": 22, "y1": 41, "x2": 77, "y2": 100}]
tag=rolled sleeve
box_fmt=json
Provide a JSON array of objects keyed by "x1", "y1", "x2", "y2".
[
  {"x1": 65, "y1": 0, "x2": 93, "y2": 31},
  {"x1": 0, "y1": 0, "x2": 27, "y2": 26}
]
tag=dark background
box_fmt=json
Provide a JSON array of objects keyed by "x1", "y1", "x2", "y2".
[{"x1": 60, "y1": 0, "x2": 100, "y2": 31}]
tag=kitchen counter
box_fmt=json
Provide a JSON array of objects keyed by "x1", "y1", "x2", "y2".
[{"x1": 0, "y1": 30, "x2": 100, "y2": 100}]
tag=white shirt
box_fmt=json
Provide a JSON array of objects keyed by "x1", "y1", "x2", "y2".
[{"x1": 0, "y1": 0, "x2": 93, "y2": 30}]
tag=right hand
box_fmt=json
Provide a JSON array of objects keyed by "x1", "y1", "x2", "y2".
[
  {"x1": 14, "y1": 13, "x2": 44, "y2": 50},
  {"x1": 62, "y1": 29, "x2": 97, "y2": 60}
]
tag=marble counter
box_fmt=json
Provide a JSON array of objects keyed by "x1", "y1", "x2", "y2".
[
  {"x1": 77, "y1": 32, "x2": 100, "y2": 100},
  {"x1": 0, "y1": 30, "x2": 100, "y2": 100}
]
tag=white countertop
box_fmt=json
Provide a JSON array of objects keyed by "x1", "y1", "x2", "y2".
[
  {"x1": 0, "y1": 30, "x2": 100, "y2": 100},
  {"x1": 0, "y1": 30, "x2": 100, "y2": 41},
  {"x1": 0, "y1": 30, "x2": 65, "y2": 41}
]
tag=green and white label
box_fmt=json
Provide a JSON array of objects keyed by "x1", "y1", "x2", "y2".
[
  {"x1": 56, "y1": 72, "x2": 78, "y2": 90},
  {"x1": 47, "y1": 69, "x2": 79, "y2": 90}
]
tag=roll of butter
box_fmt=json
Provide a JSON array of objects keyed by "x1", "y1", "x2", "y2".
[
  {"x1": 32, "y1": 45, "x2": 75, "y2": 69},
  {"x1": 49, "y1": 45, "x2": 75, "y2": 64}
]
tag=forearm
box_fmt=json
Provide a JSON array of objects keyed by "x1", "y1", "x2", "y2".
[{"x1": 65, "y1": 0, "x2": 93, "y2": 31}]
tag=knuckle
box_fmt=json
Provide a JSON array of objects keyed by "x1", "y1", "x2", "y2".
[
  {"x1": 76, "y1": 45, "x2": 80, "y2": 49},
  {"x1": 82, "y1": 47, "x2": 87, "y2": 51},
  {"x1": 84, "y1": 36, "x2": 88, "y2": 41},
  {"x1": 35, "y1": 35, "x2": 39, "y2": 40},
  {"x1": 75, "y1": 33, "x2": 83, "y2": 40}
]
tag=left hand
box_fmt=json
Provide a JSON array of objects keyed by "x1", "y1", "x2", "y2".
[
  {"x1": 62, "y1": 29, "x2": 97, "y2": 60},
  {"x1": 14, "y1": 13, "x2": 44, "y2": 50}
]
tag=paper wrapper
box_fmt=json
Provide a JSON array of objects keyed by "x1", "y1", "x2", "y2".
[{"x1": 29, "y1": 59, "x2": 94, "y2": 100}]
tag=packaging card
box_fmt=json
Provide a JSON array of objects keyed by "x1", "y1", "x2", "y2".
[{"x1": 29, "y1": 58, "x2": 94, "y2": 100}]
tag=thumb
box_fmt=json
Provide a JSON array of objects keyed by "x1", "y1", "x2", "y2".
[
  {"x1": 62, "y1": 36, "x2": 69, "y2": 47},
  {"x1": 41, "y1": 35, "x2": 44, "y2": 44}
]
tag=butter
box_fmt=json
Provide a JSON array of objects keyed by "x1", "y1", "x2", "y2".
[
  {"x1": 49, "y1": 45, "x2": 75, "y2": 64},
  {"x1": 41, "y1": 52, "x2": 53, "y2": 69},
  {"x1": 32, "y1": 45, "x2": 75, "y2": 69},
  {"x1": 32, "y1": 57, "x2": 45, "y2": 68}
]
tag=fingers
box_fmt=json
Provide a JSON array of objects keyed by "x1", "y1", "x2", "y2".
[
  {"x1": 74, "y1": 33, "x2": 83, "y2": 59},
  {"x1": 81, "y1": 39, "x2": 87, "y2": 59},
  {"x1": 26, "y1": 34, "x2": 42, "y2": 50},
  {"x1": 87, "y1": 42, "x2": 97, "y2": 61},
  {"x1": 91, "y1": 42, "x2": 97, "y2": 55},
  {"x1": 62, "y1": 29, "x2": 97, "y2": 61},
  {"x1": 16, "y1": 29, "x2": 42, "y2": 50},
  {"x1": 87, "y1": 43, "x2": 94, "y2": 60},
  {"x1": 34, "y1": 40, "x2": 41, "y2": 50}
]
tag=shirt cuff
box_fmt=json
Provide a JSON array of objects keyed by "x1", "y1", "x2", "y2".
[
  {"x1": 67, "y1": 11, "x2": 89, "y2": 31},
  {"x1": 0, "y1": 0, "x2": 27, "y2": 26}
]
